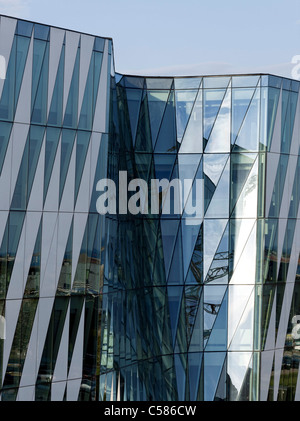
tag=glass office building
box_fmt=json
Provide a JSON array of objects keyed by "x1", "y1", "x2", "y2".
[{"x1": 0, "y1": 15, "x2": 299, "y2": 401}]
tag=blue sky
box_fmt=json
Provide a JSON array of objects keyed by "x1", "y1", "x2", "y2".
[{"x1": 0, "y1": 0, "x2": 300, "y2": 78}]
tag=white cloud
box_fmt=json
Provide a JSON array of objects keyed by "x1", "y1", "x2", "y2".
[{"x1": 0, "y1": 0, "x2": 31, "y2": 18}]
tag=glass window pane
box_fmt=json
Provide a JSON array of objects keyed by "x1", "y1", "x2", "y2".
[
  {"x1": 203, "y1": 89, "x2": 226, "y2": 141},
  {"x1": 174, "y1": 77, "x2": 201, "y2": 90},
  {"x1": 231, "y1": 88, "x2": 255, "y2": 144},
  {"x1": 203, "y1": 76, "x2": 230, "y2": 89},
  {"x1": 34, "y1": 24, "x2": 49, "y2": 40},
  {"x1": 204, "y1": 351, "x2": 226, "y2": 401},
  {"x1": 175, "y1": 90, "x2": 198, "y2": 141},
  {"x1": 16, "y1": 20, "x2": 33, "y2": 37},
  {"x1": 232, "y1": 75, "x2": 260, "y2": 87}
]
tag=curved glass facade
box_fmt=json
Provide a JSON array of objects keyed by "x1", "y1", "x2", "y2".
[{"x1": 0, "y1": 16, "x2": 299, "y2": 401}]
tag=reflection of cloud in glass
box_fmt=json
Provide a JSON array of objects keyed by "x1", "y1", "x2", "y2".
[
  {"x1": 234, "y1": 158, "x2": 258, "y2": 218},
  {"x1": 227, "y1": 351, "x2": 252, "y2": 398},
  {"x1": 204, "y1": 153, "x2": 228, "y2": 185},
  {"x1": 230, "y1": 221, "x2": 257, "y2": 285},
  {"x1": 229, "y1": 289, "x2": 254, "y2": 350},
  {"x1": 205, "y1": 88, "x2": 231, "y2": 153}
]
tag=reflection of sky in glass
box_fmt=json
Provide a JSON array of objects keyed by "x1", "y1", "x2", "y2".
[
  {"x1": 179, "y1": 89, "x2": 202, "y2": 153},
  {"x1": 204, "y1": 219, "x2": 227, "y2": 278},
  {"x1": 175, "y1": 90, "x2": 198, "y2": 141},
  {"x1": 204, "y1": 153, "x2": 228, "y2": 186},
  {"x1": 230, "y1": 220, "x2": 257, "y2": 284},
  {"x1": 227, "y1": 352, "x2": 252, "y2": 399},
  {"x1": 204, "y1": 285, "x2": 226, "y2": 331},
  {"x1": 205, "y1": 87, "x2": 231, "y2": 153},
  {"x1": 203, "y1": 89, "x2": 226, "y2": 140},
  {"x1": 228, "y1": 285, "x2": 254, "y2": 346}
]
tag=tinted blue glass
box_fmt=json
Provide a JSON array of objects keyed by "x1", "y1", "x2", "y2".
[
  {"x1": 59, "y1": 129, "x2": 76, "y2": 201},
  {"x1": 31, "y1": 39, "x2": 47, "y2": 115},
  {"x1": 266, "y1": 88, "x2": 280, "y2": 150},
  {"x1": 108, "y1": 40, "x2": 112, "y2": 54},
  {"x1": 288, "y1": 155, "x2": 300, "y2": 218},
  {"x1": 124, "y1": 76, "x2": 144, "y2": 89},
  {"x1": 167, "y1": 228, "x2": 183, "y2": 283},
  {"x1": 282, "y1": 78, "x2": 291, "y2": 91},
  {"x1": 63, "y1": 47, "x2": 80, "y2": 128},
  {"x1": 24, "y1": 220, "x2": 42, "y2": 297},
  {"x1": 204, "y1": 352, "x2": 226, "y2": 401},
  {"x1": 125, "y1": 88, "x2": 142, "y2": 141},
  {"x1": 281, "y1": 91, "x2": 298, "y2": 154},
  {"x1": 11, "y1": 139, "x2": 29, "y2": 210},
  {"x1": 188, "y1": 352, "x2": 202, "y2": 401},
  {"x1": 92, "y1": 51, "x2": 103, "y2": 115},
  {"x1": 292, "y1": 80, "x2": 300, "y2": 92},
  {"x1": 15, "y1": 35, "x2": 31, "y2": 109},
  {"x1": 34, "y1": 24, "x2": 50, "y2": 40},
  {"x1": 160, "y1": 219, "x2": 180, "y2": 274},
  {"x1": 155, "y1": 90, "x2": 177, "y2": 153},
  {"x1": 268, "y1": 75, "x2": 282, "y2": 89},
  {"x1": 0, "y1": 37, "x2": 16, "y2": 120},
  {"x1": 94, "y1": 37, "x2": 105, "y2": 52},
  {"x1": 16, "y1": 20, "x2": 33, "y2": 37},
  {"x1": 31, "y1": 41, "x2": 49, "y2": 124},
  {"x1": 0, "y1": 122, "x2": 12, "y2": 174},
  {"x1": 167, "y1": 286, "x2": 183, "y2": 344},
  {"x1": 8, "y1": 211, "x2": 25, "y2": 257},
  {"x1": 44, "y1": 127, "x2": 60, "y2": 202},
  {"x1": 205, "y1": 290, "x2": 228, "y2": 351},
  {"x1": 269, "y1": 154, "x2": 288, "y2": 217},
  {"x1": 75, "y1": 131, "x2": 91, "y2": 202},
  {"x1": 78, "y1": 53, "x2": 94, "y2": 130},
  {"x1": 27, "y1": 125, "x2": 45, "y2": 200},
  {"x1": 205, "y1": 223, "x2": 229, "y2": 284},
  {"x1": 11, "y1": 125, "x2": 44, "y2": 209},
  {"x1": 48, "y1": 45, "x2": 65, "y2": 126},
  {"x1": 174, "y1": 353, "x2": 186, "y2": 400}
]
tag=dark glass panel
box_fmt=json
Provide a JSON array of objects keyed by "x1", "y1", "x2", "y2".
[
  {"x1": 48, "y1": 44, "x2": 65, "y2": 126},
  {"x1": 0, "y1": 121, "x2": 12, "y2": 174},
  {"x1": 59, "y1": 128, "x2": 76, "y2": 201},
  {"x1": 34, "y1": 24, "x2": 50, "y2": 41},
  {"x1": 74, "y1": 130, "x2": 91, "y2": 202},
  {"x1": 155, "y1": 90, "x2": 177, "y2": 153},
  {"x1": 16, "y1": 20, "x2": 33, "y2": 37},
  {"x1": 57, "y1": 221, "x2": 73, "y2": 295},
  {"x1": 94, "y1": 37, "x2": 105, "y2": 52},
  {"x1": 63, "y1": 47, "x2": 80, "y2": 128},
  {"x1": 43, "y1": 127, "x2": 61, "y2": 202},
  {"x1": 31, "y1": 41, "x2": 49, "y2": 125}
]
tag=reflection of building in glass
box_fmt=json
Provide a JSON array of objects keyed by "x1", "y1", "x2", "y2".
[{"x1": 0, "y1": 15, "x2": 299, "y2": 401}]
